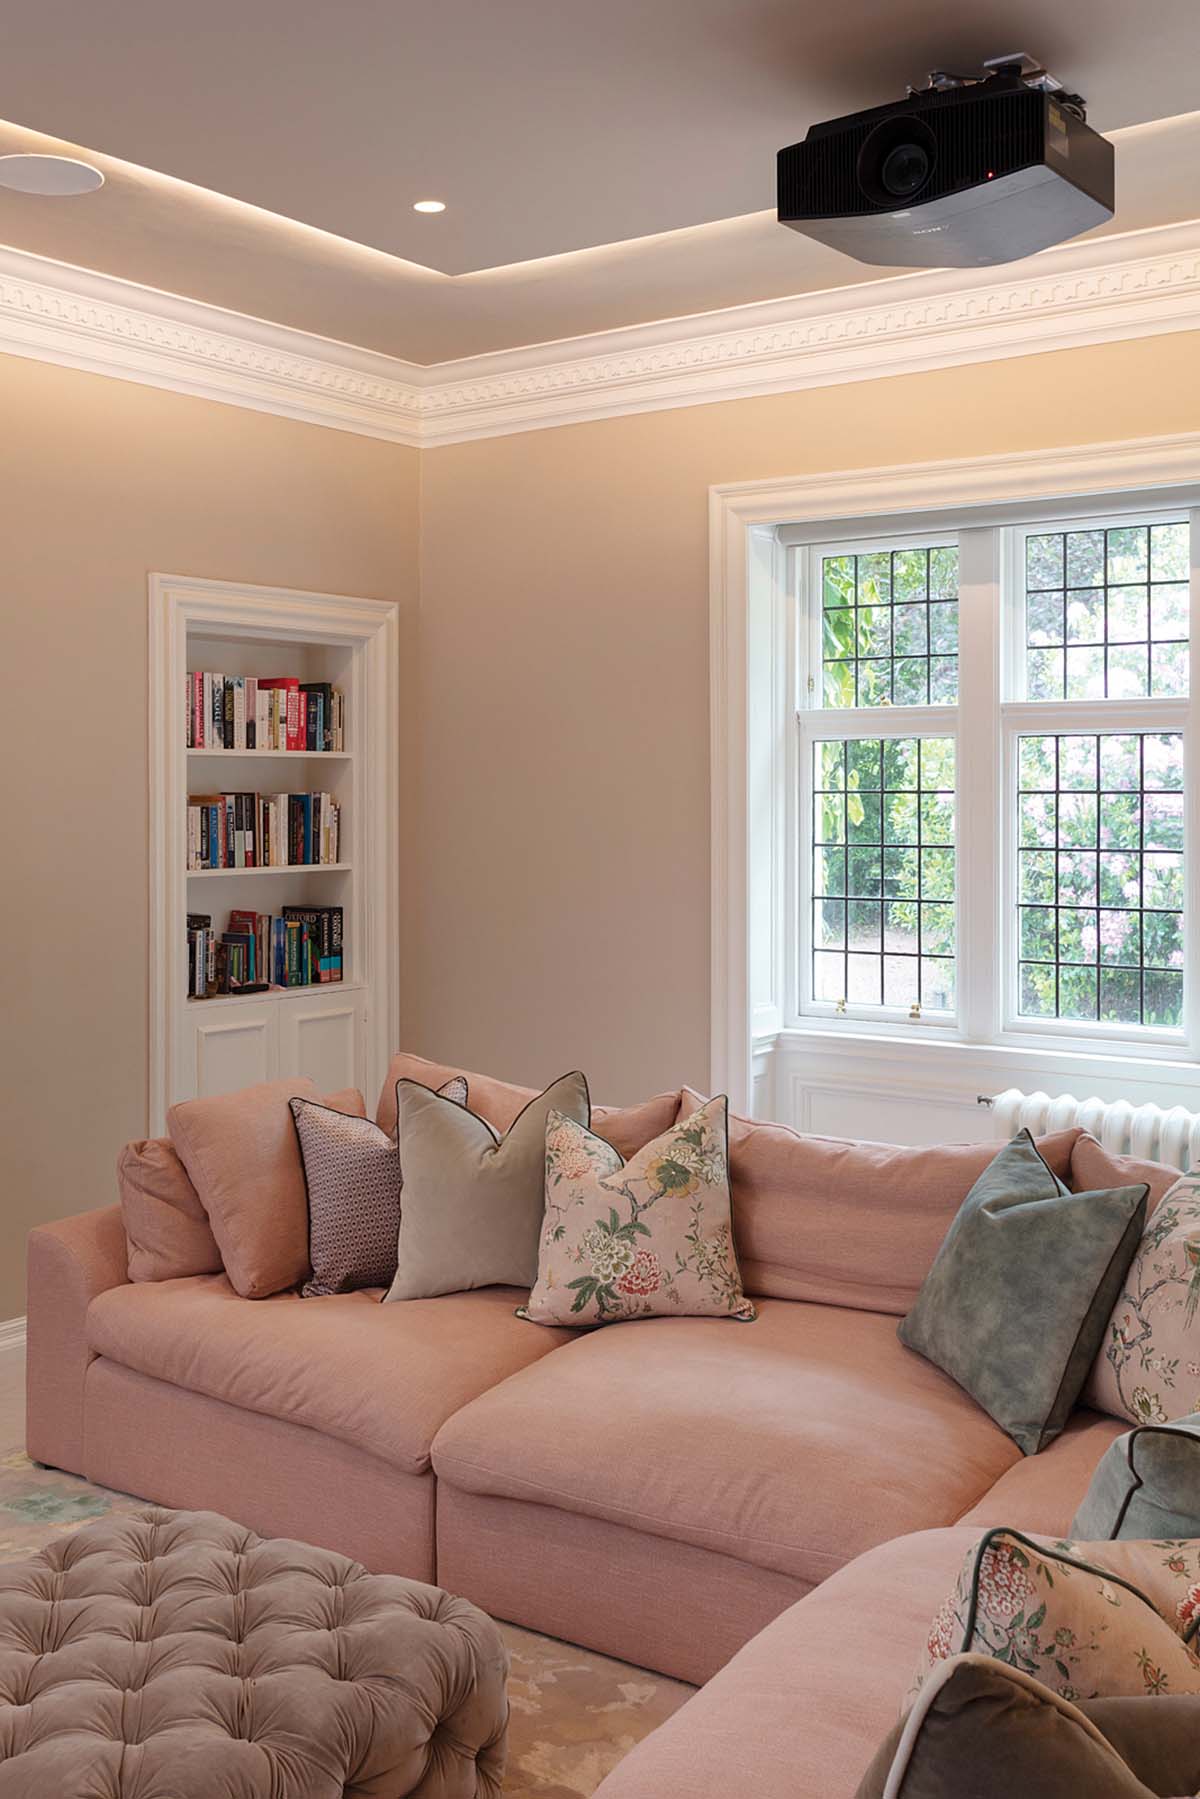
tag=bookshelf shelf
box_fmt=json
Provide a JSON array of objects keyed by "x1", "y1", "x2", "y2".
[
  {"x1": 187, "y1": 862, "x2": 352, "y2": 878},
  {"x1": 187, "y1": 980, "x2": 366, "y2": 1007},
  {"x1": 150, "y1": 573, "x2": 399, "y2": 1130},
  {"x1": 187, "y1": 748, "x2": 354, "y2": 761}
]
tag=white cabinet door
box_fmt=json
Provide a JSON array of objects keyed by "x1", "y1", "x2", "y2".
[
  {"x1": 187, "y1": 1001, "x2": 278, "y2": 1100},
  {"x1": 275, "y1": 985, "x2": 365, "y2": 1095}
]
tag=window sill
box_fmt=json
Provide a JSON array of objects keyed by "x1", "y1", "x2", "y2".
[{"x1": 762, "y1": 1023, "x2": 1200, "y2": 1085}]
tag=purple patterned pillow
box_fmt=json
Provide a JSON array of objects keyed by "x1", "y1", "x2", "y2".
[{"x1": 291, "y1": 1078, "x2": 468, "y2": 1297}]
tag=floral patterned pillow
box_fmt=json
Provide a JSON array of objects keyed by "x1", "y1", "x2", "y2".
[
  {"x1": 1086, "y1": 1173, "x2": 1200, "y2": 1424},
  {"x1": 517, "y1": 1096, "x2": 756, "y2": 1327},
  {"x1": 911, "y1": 1528, "x2": 1200, "y2": 1712}
]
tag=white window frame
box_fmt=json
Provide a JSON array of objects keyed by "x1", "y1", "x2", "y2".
[
  {"x1": 793, "y1": 529, "x2": 962, "y2": 1034},
  {"x1": 708, "y1": 434, "x2": 1200, "y2": 1114},
  {"x1": 998, "y1": 506, "x2": 1192, "y2": 1052}
]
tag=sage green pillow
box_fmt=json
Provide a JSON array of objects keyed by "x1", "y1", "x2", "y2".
[
  {"x1": 898, "y1": 1131, "x2": 1149, "y2": 1455},
  {"x1": 1072, "y1": 1413, "x2": 1200, "y2": 1543},
  {"x1": 384, "y1": 1070, "x2": 590, "y2": 1301}
]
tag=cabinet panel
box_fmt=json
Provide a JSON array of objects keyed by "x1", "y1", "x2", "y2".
[
  {"x1": 192, "y1": 1006, "x2": 276, "y2": 1099},
  {"x1": 276, "y1": 987, "x2": 363, "y2": 1095}
]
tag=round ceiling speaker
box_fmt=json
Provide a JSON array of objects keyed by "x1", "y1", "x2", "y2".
[{"x1": 0, "y1": 155, "x2": 105, "y2": 196}]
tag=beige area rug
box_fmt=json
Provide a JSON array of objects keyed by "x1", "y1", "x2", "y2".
[{"x1": 0, "y1": 1446, "x2": 693, "y2": 1797}]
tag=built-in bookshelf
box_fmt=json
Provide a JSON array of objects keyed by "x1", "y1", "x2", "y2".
[{"x1": 149, "y1": 574, "x2": 399, "y2": 1130}]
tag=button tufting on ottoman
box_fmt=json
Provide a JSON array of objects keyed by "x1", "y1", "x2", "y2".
[{"x1": 0, "y1": 1506, "x2": 509, "y2": 1798}]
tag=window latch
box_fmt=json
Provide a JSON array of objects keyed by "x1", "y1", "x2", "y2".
[
  {"x1": 909, "y1": 1002, "x2": 922, "y2": 1022},
  {"x1": 835, "y1": 997, "x2": 847, "y2": 1015}
]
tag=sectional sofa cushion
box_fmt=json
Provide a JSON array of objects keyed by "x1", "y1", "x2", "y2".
[
  {"x1": 118, "y1": 1138, "x2": 224, "y2": 1283},
  {"x1": 432, "y1": 1299, "x2": 1021, "y2": 1588},
  {"x1": 858, "y1": 1656, "x2": 1200, "y2": 1799},
  {"x1": 125, "y1": 1087, "x2": 366, "y2": 1285},
  {"x1": 1085, "y1": 1173, "x2": 1200, "y2": 1425},
  {"x1": 1072, "y1": 1415, "x2": 1200, "y2": 1541},
  {"x1": 955, "y1": 1411, "x2": 1126, "y2": 1535},
  {"x1": 898, "y1": 1132, "x2": 1149, "y2": 1455},
  {"x1": 375, "y1": 1051, "x2": 680, "y2": 1158},
  {"x1": 167, "y1": 1082, "x2": 368, "y2": 1298},
  {"x1": 385, "y1": 1072, "x2": 591, "y2": 1301},
  {"x1": 292, "y1": 1078, "x2": 468, "y2": 1297},
  {"x1": 916, "y1": 1527, "x2": 1200, "y2": 1705},
  {"x1": 677, "y1": 1089, "x2": 1085, "y2": 1314},
  {"x1": 589, "y1": 1527, "x2": 982, "y2": 1799},
  {"x1": 86, "y1": 1276, "x2": 573, "y2": 1478},
  {"x1": 520, "y1": 1098, "x2": 755, "y2": 1326}
]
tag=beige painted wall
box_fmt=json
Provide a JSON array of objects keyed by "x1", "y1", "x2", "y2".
[
  {"x1": 0, "y1": 354, "x2": 418, "y2": 1319},
  {"x1": 413, "y1": 331, "x2": 1200, "y2": 1105},
  {"x1": 4, "y1": 330, "x2": 1199, "y2": 1317}
]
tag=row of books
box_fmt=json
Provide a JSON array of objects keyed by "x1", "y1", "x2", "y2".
[
  {"x1": 186, "y1": 792, "x2": 341, "y2": 870},
  {"x1": 185, "y1": 673, "x2": 345, "y2": 752},
  {"x1": 187, "y1": 907, "x2": 344, "y2": 997}
]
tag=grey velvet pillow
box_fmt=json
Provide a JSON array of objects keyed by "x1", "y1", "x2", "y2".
[
  {"x1": 856, "y1": 1655, "x2": 1200, "y2": 1799},
  {"x1": 384, "y1": 1071, "x2": 590, "y2": 1301},
  {"x1": 1072, "y1": 1413, "x2": 1200, "y2": 1543},
  {"x1": 898, "y1": 1130, "x2": 1149, "y2": 1455}
]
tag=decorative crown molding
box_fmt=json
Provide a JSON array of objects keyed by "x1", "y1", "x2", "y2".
[
  {"x1": 0, "y1": 246, "x2": 425, "y2": 444},
  {"x1": 1, "y1": 219, "x2": 1199, "y2": 446}
]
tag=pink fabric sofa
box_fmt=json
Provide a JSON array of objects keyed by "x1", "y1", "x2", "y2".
[{"x1": 25, "y1": 1052, "x2": 1177, "y2": 1795}]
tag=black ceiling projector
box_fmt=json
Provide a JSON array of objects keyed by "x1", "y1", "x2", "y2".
[{"x1": 778, "y1": 62, "x2": 1114, "y2": 268}]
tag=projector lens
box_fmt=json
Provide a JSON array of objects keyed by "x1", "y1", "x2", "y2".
[
  {"x1": 857, "y1": 116, "x2": 938, "y2": 208},
  {"x1": 881, "y1": 143, "x2": 930, "y2": 198}
]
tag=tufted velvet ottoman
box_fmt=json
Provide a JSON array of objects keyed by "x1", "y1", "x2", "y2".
[{"x1": 0, "y1": 1506, "x2": 509, "y2": 1798}]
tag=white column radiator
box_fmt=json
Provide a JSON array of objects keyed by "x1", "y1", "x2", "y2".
[{"x1": 987, "y1": 1088, "x2": 1200, "y2": 1175}]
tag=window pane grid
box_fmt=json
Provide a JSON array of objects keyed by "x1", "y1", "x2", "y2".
[
  {"x1": 812, "y1": 736, "x2": 955, "y2": 1013},
  {"x1": 1016, "y1": 731, "x2": 1184, "y2": 1029},
  {"x1": 821, "y1": 545, "x2": 959, "y2": 708},
  {"x1": 1024, "y1": 521, "x2": 1190, "y2": 700}
]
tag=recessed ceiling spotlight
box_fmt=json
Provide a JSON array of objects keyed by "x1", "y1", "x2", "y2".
[
  {"x1": 412, "y1": 199, "x2": 446, "y2": 213},
  {"x1": 0, "y1": 154, "x2": 105, "y2": 196}
]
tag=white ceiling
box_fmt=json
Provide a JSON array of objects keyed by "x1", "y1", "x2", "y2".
[{"x1": 1, "y1": 1, "x2": 1198, "y2": 360}]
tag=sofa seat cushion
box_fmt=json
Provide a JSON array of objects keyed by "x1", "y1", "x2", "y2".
[
  {"x1": 87, "y1": 1276, "x2": 572, "y2": 1478},
  {"x1": 432, "y1": 1300, "x2": 1022, "y2": 1586},
  {"x1": 591, "y1": 1527, "x2": 981, "y2": 1799},
  {"x1": 955, "y1": 1410, "x2": 1127, "y2": 1535}
]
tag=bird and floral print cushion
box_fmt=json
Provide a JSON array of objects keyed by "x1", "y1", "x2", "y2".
[
  {"x1": 517, "y1": 1095, "x2": 756, "y2": 1327},
  {"x1": 1086, "y1": 1173, "x2": 1200, "y2": 1425},
  {"x1": 911, "y1": 1528, "x2": 1200, "y2": 1714}
]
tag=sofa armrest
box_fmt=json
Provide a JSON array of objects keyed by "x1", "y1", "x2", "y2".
[{"x1": 26, "y1": 1205, "x2": 129, "y2": 1474}]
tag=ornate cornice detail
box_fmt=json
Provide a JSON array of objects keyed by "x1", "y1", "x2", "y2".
[
  {"x1": 0, "y1": 246, "x2": 425, "y2": 443},
  {"x1": 1, "y1": 221, "x2": 1198, "y2": 446},
  {"x1": 417, "y1": 223, "x2": 1200, "y2": 442}
]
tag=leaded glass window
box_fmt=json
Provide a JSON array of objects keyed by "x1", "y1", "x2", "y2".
[
  {"x1": 1016, "y1": 732, "x2": 1184, "y2": 1027},
  {"x1": 812, "y1": 736, "x2": 955, "y2": 1013},
  {"x1": 821, "y1": 545, "x2": 959, "y2": 708},
  {"x1": 1024, "y1": 521, "x2": 1190, "y2": 700}
]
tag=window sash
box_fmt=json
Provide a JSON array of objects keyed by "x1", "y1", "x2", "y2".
[
  {"x1": 797, "y1": 713, "x2": 960, "y2": 1027},
  {"x1": 1009, "y1": 509, "x2": 1190, "y2": 704}
]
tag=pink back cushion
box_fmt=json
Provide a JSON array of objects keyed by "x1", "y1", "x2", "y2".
[
  {"x1": 678, "y1": 1088, "x2": 1082, "y2": 1315},
  {"x1": 375, "y1": 1051, "x2": 680, "y2": 1160},
  {"x1": 163, "y1": 1084, "x2": 366, "y2": 1297},
  {"x1": 119, "y1": 1138, "x2": 224, "y2": 1283}
]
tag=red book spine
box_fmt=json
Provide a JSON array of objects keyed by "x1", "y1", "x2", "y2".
[
  {"x1": 286, "y1": 685, "x2": 301, "y2": 752},
  {"x1": 192, "y1": 672, "x2": 203, "y2": 748}
]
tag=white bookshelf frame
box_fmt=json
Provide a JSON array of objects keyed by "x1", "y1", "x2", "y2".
[{"x1": 149, "y1": 573, "x2": 400, "y2": 1131}]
